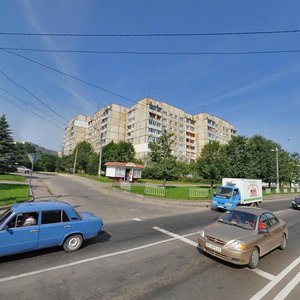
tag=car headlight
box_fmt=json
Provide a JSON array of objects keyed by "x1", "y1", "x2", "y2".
[
  {"x1": 230, "y1": 240, "x2": 246, "y2": 251},
  {"x1": 212, "y1": 201, "x2": 217, "y2": 204},
  {"x1": 292, "y1": 201, "x2": 296, "y2": 204},
  {"x1": 226, "y1": 203, "x2": 232, "y2": 206},
  {"x1": 199, "y1": 229, "x2": 205, "y2": 238}
]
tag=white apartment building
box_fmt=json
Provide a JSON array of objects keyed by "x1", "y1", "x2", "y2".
[
  {"x1": 62, "y1": 97, "x2": 236, "y2": 162},
  {"x1": 87, "y1": 104, "x2": 127, "y2": 152},
  {"x1": 62, "y1": 115, "x2": 90, "y2": 156}
]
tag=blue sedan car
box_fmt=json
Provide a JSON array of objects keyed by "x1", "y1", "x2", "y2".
[{"x1": 0, "y1": 201, "x2": 103, "y2": 257}]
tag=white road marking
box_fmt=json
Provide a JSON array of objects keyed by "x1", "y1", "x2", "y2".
[
  {"x1": 247, "y1": 268, "x2": 275, "y2": 281},
  {"x1": 250, "y1": 256, "x2": 300, "y2": 300},
  {"x1": 133, "y1": 218, "x2": 142, "y2": 222},
  {"x1": 153, "y1": 226, "x2": 198, "y2": 247},
  {"x1": 273, "y1": 271, "x2": 300, "y2": 300},
  {"x1": 0, "y1": 231, "x2": 199, "y2": 283}
]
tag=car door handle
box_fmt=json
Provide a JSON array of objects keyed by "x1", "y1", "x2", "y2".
[
  {"x1": 64, "y1": 225, "x2": 71, "y2": 228},
  {"x1": 30, "y1": 229, "x2": 38, "y2": 233}
]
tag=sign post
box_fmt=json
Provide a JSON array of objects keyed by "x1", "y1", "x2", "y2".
[{"x1": 27, "y1": 153, "x2": 40, "y2": 198}]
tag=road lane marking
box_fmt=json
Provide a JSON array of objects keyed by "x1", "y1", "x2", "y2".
[
  {"x1": 250, "y1": 256, "x2": 300, "y2": 300},
  {"x1": 133, "y1": 218, "x2": 142, "y2": 222},
  {"x1": 247, "y1": 268, "x2": 275, "y2": 281},
  {"x1": 0, "y1": 231, "x2": 200, "y2": 283},
  {"x1": 153, "y1": 226, "x2": 198, "y2": 247},
  {"x1": 273, "y1": 271, "x2": 300, "y2": 300}
]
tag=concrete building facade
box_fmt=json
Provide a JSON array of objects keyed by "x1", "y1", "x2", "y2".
[
  {"x1": 62, "y1": 97, "x2": 236, "y2": 162},
  {"x1": 62, "y1": 115, "x2": 90, "y2": 156}
]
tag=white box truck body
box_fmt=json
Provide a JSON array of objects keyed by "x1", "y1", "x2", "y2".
[{"x1": 212, "y1": 178, "x2": 263, "y2": 210}]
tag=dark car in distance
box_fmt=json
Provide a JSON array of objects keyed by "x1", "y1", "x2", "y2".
[{"x1": 292, "y1": 196, "x2": 300, "y2": 210}]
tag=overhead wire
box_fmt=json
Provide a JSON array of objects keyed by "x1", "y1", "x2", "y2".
[
  {"x1": 2, "y1": 46, "x2": 300, "y2": 55},
  {"x1": 0, "y1": 94, "x2": 65, "y2": 129},
  {"x1": 0, "y1": 86, "x2": 67, "y2": 126},
  {"x1": 1, "y1": 29, "x2": 300, "y2": 37},
  {"x1": 0, "y1": 48, "x2": 143, "y2": 107},
  {"x1": 0, "y1": 68, "x2": 68, "y2": 123}
]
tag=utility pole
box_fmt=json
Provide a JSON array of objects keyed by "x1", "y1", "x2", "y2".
[
  {"x1": 98, "y1": 143, "x2": 102, "y2": 178},
  {"x1": 73, "y1": 147, "x2": 78, "y2": 175}
]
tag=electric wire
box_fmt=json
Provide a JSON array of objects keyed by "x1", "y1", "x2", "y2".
[
  {"x1": 2, "y1": 46, "x2": 300, "y2": 55},
  {"x1": 0, "y1": 87, "x2": 67, "y2": 126},
  {"x1": 0, "y1": 94, "x2": 65, "y2": 129},
  {"x1": 1, "y1": 29, "x2": 300, "y2": 37},
  {"x1": 0, "y1": 68, "x2": 68, "y2": 123}
]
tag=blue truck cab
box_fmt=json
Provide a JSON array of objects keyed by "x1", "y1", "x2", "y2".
[{"x1": 212, "y1": 185, "x2": 241, "y2": 210}]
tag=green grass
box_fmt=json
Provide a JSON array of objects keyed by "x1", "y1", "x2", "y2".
[
  {"x1": 0, "y1": 184, "x2": 31, "y2": 206},
  {"x1": 0, "y1": 174, "x2": 26, "y2": 182},
  {"x1": 115, "y1": 184, "x2": 213, "y2": 200},
  {"x1": 77, "y1": 173, "x2": 113, "y2": 183}
]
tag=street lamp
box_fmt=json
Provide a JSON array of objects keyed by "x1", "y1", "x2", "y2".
[
  {"x1": 98, "y1": 143, "x2": 102, "y2": 178},
  {"x1": 271, "y1": 146, "x2": 279, "y2": 191}
]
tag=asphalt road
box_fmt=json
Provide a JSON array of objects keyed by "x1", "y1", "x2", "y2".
[{"x1": 0, "y1": 174, "x2": 299, "y2": 300}]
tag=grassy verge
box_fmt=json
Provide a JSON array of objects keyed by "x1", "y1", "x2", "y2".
[
  {"x1": 114, "y1": 184, "x2": 213, "y2": 200},
  {"x1": 77, "y1": 173, "x2": 113, "y2": 183},
  {"x1": 0, "y1": 174, "x2": 26, "y2": 182},
  {"x1": 0, "y1": 184, "x2": 31, "y2": 207}
]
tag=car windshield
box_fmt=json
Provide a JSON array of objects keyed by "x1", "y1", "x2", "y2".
[
  {"x1": 217, "y1": 210, "x2": 257, "y2": 230},
  {"x1": 215, "y1": 187, "x2": 233, "y2": 198},
  {"x1": 0, "y1": 209, "x2": 12, "y2": 227}
]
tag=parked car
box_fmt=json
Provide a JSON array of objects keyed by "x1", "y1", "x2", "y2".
[
  {"x1": 0, "y1": 201, "x2": 103, "y2": 257},
  {"x1": 17, "y1": 166, "x2": 31, "y2": 174},
  {"x1": 198, "y1": 207, "x2": 288, "y2": 269},
  {"x1": 292, "y1": 196, "x2": 300, "y2": 210}
]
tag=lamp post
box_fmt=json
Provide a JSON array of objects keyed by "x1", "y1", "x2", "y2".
[
  {"x1": 271, "y1": 146, "x2": 279, "y2": 191},
  {"x1": 98, "y1": 143, "x2": 102, "y2": 178}
]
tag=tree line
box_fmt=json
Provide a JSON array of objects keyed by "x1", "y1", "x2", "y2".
[{"x1": 1, "y1": 114, "x2": 299, "y2": 187}]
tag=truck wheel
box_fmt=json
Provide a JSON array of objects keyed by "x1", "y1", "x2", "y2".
[
  {"x1": 279, "y1": 234, "x2": 287, "y2": 250},
  {"x1": 250, "y1": 202, "x2": 258, "y2": 207},
  {"x1": 63, "y1": 234, "x2": 83, "y2": 252},
  {"x1": 248, "y1": 247, "x2": 259, "y2": 269}
]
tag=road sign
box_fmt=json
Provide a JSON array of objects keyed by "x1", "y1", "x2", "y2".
[{"x1": 27, "y1": 153, "x2": 40, "y2": 164}]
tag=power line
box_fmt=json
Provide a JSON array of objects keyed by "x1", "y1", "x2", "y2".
[
  {"x1": 0, "y1": 68, "x2": 68, "y2": 123},
  {"x1": 1, "y1": 46, "x2": 300, "y2": 56},
  {"x1": 1, "y1": 29, "x2": 300, "y2": 37},
  {"x1": 0, "y1": 49, "x2": 141, "y2": 107},
  {"x1": 0, "y1": 94, "x2": 65, "y2": 129},
  {"x1": 0, "y1": 86, "x2": 66, "y2": 126}
]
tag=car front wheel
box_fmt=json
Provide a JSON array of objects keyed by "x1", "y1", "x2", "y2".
[
  {"x1": 279, "y1": 234, "x2": 287, "y2": 250},
  {"x1": 63, "y1": 234, "x2": 83, "y2": 252},
  {"x1": 248, "y1": 247, "x2": 259, "y2": 269}
]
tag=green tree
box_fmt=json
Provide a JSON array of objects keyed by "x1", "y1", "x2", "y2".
[
  {"x1": 196, "y1": 141, "x2": 229, "y2": 187},
  {"x1": 101, "y1": 141, "x2": 136, "y2": 171},
  {"x1": 75, "y1": 141, "x2": 96, "y2": 173},
  {"x1": 149, "y1": 131, "x2": 178, "y2": 185},
  {"x1": 0, "y1": 114, "x2": 18, "y2": 173}
]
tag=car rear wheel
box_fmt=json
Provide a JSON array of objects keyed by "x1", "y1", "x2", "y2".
[
  {"x1": 63, "y1": 234, "x2": 83, "y2": 252},
  {"x1": 248, "y1": 247, "x2": 259, "y2": 269},
  {"x1": 279, "y1": 234, "x2": 287, "y2": 250}
]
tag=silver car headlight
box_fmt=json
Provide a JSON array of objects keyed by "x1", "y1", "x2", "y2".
[
  {"x1": 226, "y1": 203, "x2": 233, "y2": 207},
  {"x1": 199, "y1": 229, "x2": 205, "y2": 238},
  {"x1": 229, "y1": 240, "x2": 246, "y2": 251}
]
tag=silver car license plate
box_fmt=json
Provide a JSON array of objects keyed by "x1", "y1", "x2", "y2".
[{"x1": 206, "y1": 242, "x2": 222, "y2": 253}]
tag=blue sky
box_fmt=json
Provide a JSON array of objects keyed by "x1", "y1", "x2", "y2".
[{"x1": 0, "y1": 1, "x2": 299, "y2": 154}]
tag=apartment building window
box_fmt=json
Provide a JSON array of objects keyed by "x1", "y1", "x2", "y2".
[
  {"x1": 149, "y1": 104, "x2": 162, "y2": 113},
  {"x1": 128, "y1": 117, "x2": 135, "y2": 123},
  {"x1": 162, "y1": 111, "x2": 167, "y2": 115}
]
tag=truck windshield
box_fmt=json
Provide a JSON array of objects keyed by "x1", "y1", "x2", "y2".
[{"x1": 215, "y1": 187, "x2": 233, "y2": 198}]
